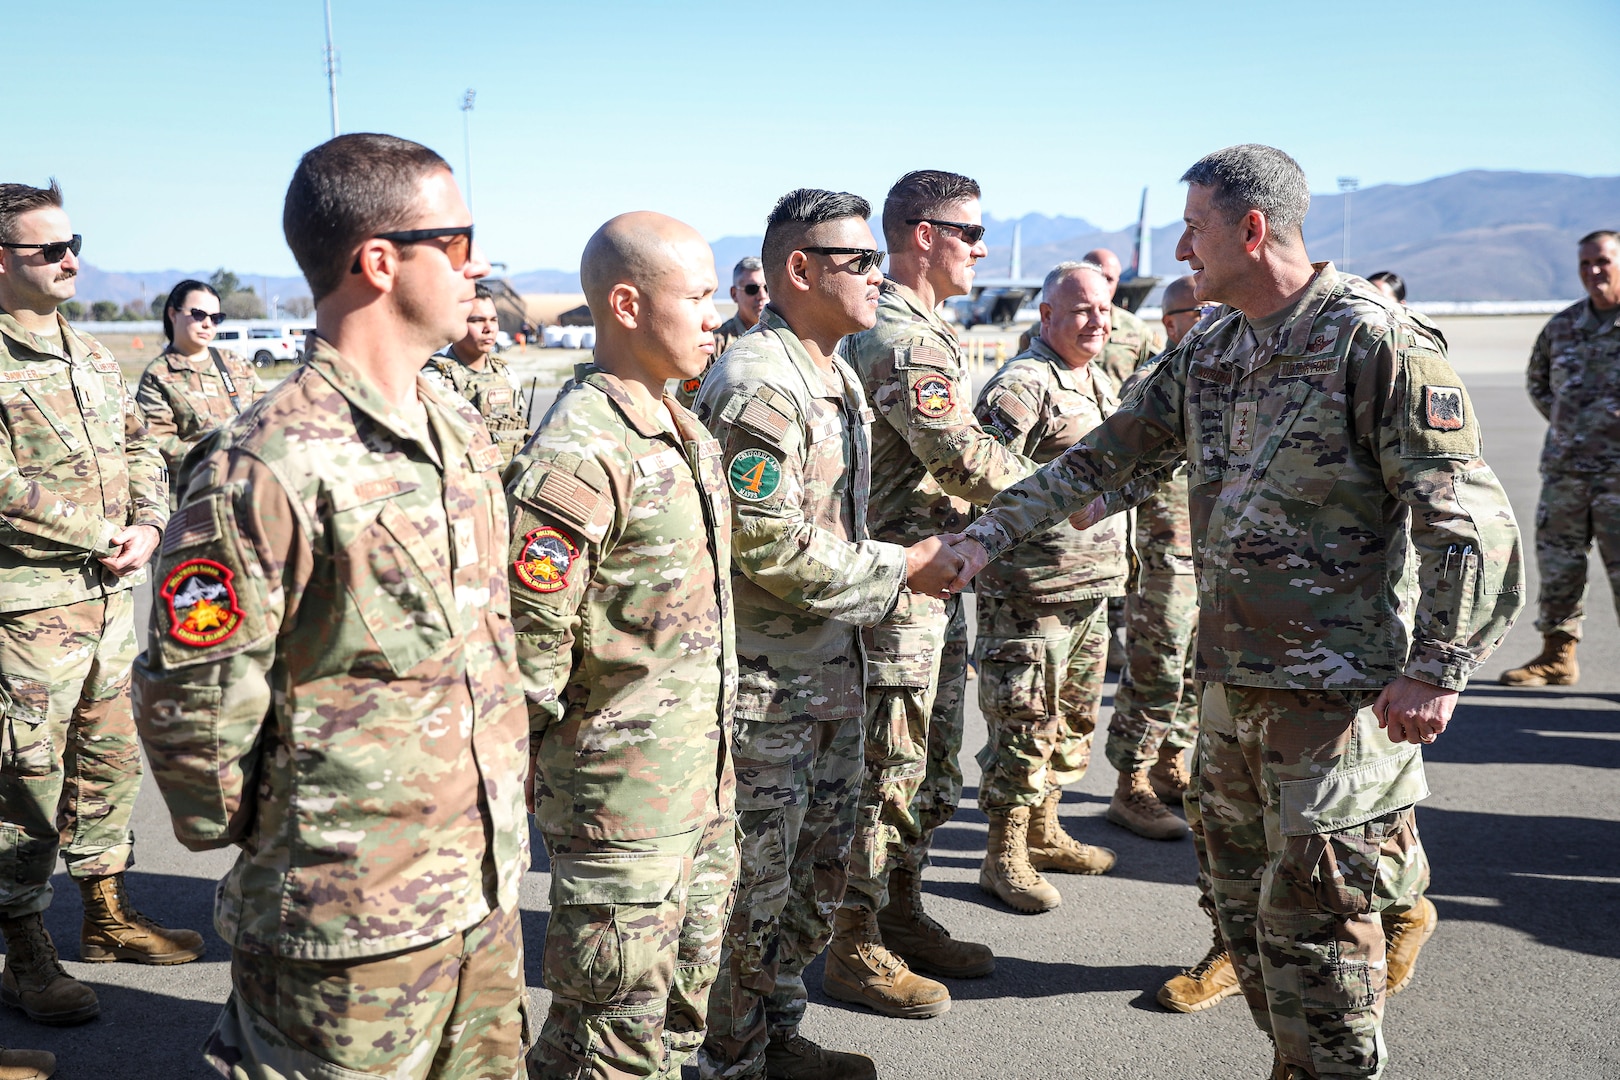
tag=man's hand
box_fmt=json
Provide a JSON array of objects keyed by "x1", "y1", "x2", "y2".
[
  {"x1": 904, "y1": 534, "x2": 966, "y2": 598},
  {"x1": 943, "y1": 536, "x2": 991, "y2": 594},
  {"x1": 98, "y1": 525, "x2": 162, "y2": 577},
  {"x1": 1373, "y1": 675, "x2": 1458, "y2": 745},
  {"x1": 1068, "y1": 495, "x2": 1107, "y2": 532}
]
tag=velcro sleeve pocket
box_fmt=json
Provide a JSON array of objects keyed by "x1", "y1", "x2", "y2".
[{"x1": 510, "y1": 454, "x2": 614, "y2": 544}]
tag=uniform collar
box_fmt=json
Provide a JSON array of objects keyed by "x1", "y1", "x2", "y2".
[
  {"x1": 575, "y1": 360, "x2": 672, "y2": 440},
  {"x1": 755, "y1": 306, "x2": 846, "y2": 399},
  {"x1": 880, "y1": 278, "x2": 953, "y2": 337},
  {"x1": 164, "y1": 347, "x2": 216, "y2": 372},
  {"x1": 1576, "y1": 299, "x2": 1620, "y2": 335},
  {"x1": 0, "y1": 310, "x2": 98, "y2": 363},
  {"x1": 1254, "y1": 262, "x2": 1345, "y2": 358},
  {"x1": 1026, "y1": 335, "x2": 1101, "y2": 394},
  {"x1": 303, "y1": 332, "x2": 475, "y2": 464}
]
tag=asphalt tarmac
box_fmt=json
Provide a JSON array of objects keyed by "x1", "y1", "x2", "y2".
[{"x1": 2, "y1": 343, "x2": 1616, "y2": 1079}]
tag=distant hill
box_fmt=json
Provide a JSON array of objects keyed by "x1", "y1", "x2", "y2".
[{"x1": 71, "y1": 266, "x2": 309, "y2": 309}]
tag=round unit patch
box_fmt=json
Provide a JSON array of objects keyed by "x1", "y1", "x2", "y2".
[
  {"x1": 912, "y1": 374, "x2": 955, "y2": 418},
  {"x1": 728, "y1": 449, "x2": 782, "y2": 502},
  {"x1": 515, "y1": 526, "x2": 579, "y2": 593},
  {"x1": 161, "y1": 559, "x2": 245, "y2": 648}
]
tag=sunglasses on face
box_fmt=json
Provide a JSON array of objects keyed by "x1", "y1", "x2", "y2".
[
  {"x1": 350, "y1": 225, "x2": 475, "y2": 274},
  {"x1": 905, "y1": 218, "x2": 986, "y2": 245},
  {"x1": 179, "y1": 308, "x2": 227, "y2": 326},
  {"x1": 0, "y1": 234, "x2": 83, "y2": 263},
  {"x1": 801, "y1": 247, "x2": 886, "y2": 275},
  {"x1": 739, "y1": 283, "x2": 768, "y2": 296}
]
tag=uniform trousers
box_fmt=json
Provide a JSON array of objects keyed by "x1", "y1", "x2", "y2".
[
  {"x1": 1105, "y1": 562, "x2": 1199, "y2": 775},
  {"x1": 1533, "y1": 469, "x2": 1620, "y2": 636}
]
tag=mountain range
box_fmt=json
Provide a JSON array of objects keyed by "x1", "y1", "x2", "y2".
[{"x1": 74, "y1": 170, "x2": 1618, "y2": 307}]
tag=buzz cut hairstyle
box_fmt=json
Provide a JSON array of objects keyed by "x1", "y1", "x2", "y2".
[
  {"x1": 881, "y1": 169, "x2": 981, "y2": 250},
  {"x1": 1579, "y1": 230, "x2": 1618, "y2": 246},
  {"x1": 760, "y1": 189, "x2": 871, "y2": 279},
  {"x1": 732, "y1": 255, "x2": 763, "y2": 284},
  {"x1": 1041, "y1": 260, "x2": 1109, "y2": 302},
  {"x1": 473, "y1": 282, "x2": 494, "y2": 301},
  {"x1": 283, "y1": 133, "x2": 452, "y2": 303},
  {"x1": 1180, "y1": 144, "x2": 1311, "y2": 239},
  {"x1": 0, "y1": 179, "x2": 64, "y2": 245}
]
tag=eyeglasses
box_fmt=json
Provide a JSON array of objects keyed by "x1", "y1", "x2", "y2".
[
  {"x1": 0, "y1": 234, "x2": 82, "y2": 263},
  {"x1": 1162, "y1": 307, "x2": 1203, "y2": 318},
  {"x1": 350, "y1": 225, "x2": 475, "y2": 274},
  {"x1": 801, "y1": 247, "x2": 886, "y2": 275},
  {"x1": 740, "y1": 282, "x2": 768, "y2": 296},
  {"x1": 905, "y1": 218, "x2": 986, "y2": 245},
  {"x1": 180, "y1": 308, "x2": 227, "y2": 326}
]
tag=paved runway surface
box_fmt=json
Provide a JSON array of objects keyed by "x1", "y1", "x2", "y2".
[{"x1": 3, "y1": 325, "x2": 1617, "y2": 1078}]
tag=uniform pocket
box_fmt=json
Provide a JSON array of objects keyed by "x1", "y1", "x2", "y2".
[
  {"x1": 545, "y1": 852, "x2": 683, "y2": 1006},
  {"x1": 0, "y1": 674, "x2": 55, "y2": 778},
  {"x1": 976, "y1": 637, "x2": 1048, "y2": 726},
  {"x1": 335, "y1": 499, "x2": 455, "y2": 676}
]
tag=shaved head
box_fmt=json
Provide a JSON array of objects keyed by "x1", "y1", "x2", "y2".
[
  {"x1": 1084, "y1": 248, "x2": 1122, "y2": 299},
  {"x1": 1162, "y1": 275, "x2": 1197, "y2": 313},
  {"x1": 1158, "y1": 274, "x2": 1204, "y2": 347},
  {"x1": 581, "y1": 211, "x2": 707, "y2": 317}
]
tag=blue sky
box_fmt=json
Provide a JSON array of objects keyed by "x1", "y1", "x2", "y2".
[{"x1": 12, "y1": 0, "x2": 1617, "y2": 277}]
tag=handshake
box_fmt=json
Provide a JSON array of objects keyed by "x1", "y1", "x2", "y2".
[{"x1": 901, "y1": 494, "x2": 1108, "y2": 599}]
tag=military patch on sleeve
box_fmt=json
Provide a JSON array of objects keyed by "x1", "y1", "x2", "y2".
[
  {"x1": 908, "y1": 345, "x2": 951, "y2": 369},
  {"x1": 514, "y1": 526, "x2": 579, "y2": 593},
  {"x1": 728, "y1": 448, "x2": 783, "y2": 502},
  {"x1": 469, "y1": 443, "x2": 504, "y2": 471},
  {"x1": 1423, "y1": 385, "x2": 1465, "y2": 431},
  {"x1": 912, "y1": 373, "x2": 955, "y2": 418},
  {"x1": 161, "y1": 559, "x2": 246, "y2": 648},
  {"x1": 161, "y1": 502, "x2": 219, "y2": 554}
]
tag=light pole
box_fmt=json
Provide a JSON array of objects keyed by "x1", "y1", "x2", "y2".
[
  {"x1": 1337, "y1": 176, "x2": 1359, "y2": 273},
  {"x1": 461, "y1": 89, "x2": 476, "y2": 212},
  {"x1": 323, "y1": 0, "x2": 340, "y2": 137}
]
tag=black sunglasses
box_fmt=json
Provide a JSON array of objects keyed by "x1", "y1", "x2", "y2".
[
  {"x1": 350, "y1": 225, "x2": 475, "y2": 274},
  {"x1": 739, "y1": 282, "x2": 768, "y2": 296},
  {"x1": 179, "y1": 307, "x2": 227, "y2": 326},
  {"x1": 0, "y1": 234, "x2": 82, "y2": 263},
  {"x1": 801, "y1": 247, "x2": 886, "y2": 275},
  {"x1": 905, "y1": 218, "x2": 986, "y2": 245}
]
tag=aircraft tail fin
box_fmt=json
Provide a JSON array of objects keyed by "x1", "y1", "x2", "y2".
[{"x1": 1129, "y1": 188, "x2": 1151, "y2": 279}]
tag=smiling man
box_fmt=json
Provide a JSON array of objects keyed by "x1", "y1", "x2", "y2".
[
  {"x1": 134, "y1": 134, "x2": 530, "y2": 1080},
  {"x1": 945, "y1": 144, "x2": 1524, "y2": 1079}
]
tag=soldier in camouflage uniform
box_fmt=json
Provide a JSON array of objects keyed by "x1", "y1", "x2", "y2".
[
  {"x1": 948, "y1": 146, "x2": 1523, "y2": 1079},
  {"x1": 509, "y1": 213, "x2": 739, "y2": 1078},
  {"x1": 0, "y1": 180, "x2": 201, "y2": 1031},
  {"x1": 675, "y1": 256, "x2": 767, "y2": 411},
  {"x1": 422, "y1": 283, "x2": 531, "y2": 464},
  {"x1": 133, "y1": 136, "x2": 530, "y2": 1080},
  {"x1": 1501, "y1": 229, "x2": 1620, "y2": 687},
  {"x1": 135, "y1": 278, "x2": 268, "y2": 492},
  {"x1": 971, "y1": 261, "x2": 1145, "y2": 914},
  {"x1": 1083, "y1": 248, "x2": 1164, "y2": 389},
  {"x1": 694, "y1": 189, "x2": 963, "y2": 1080},
  {"x1": 836, "y1": 170, "x2": 1038, "y2": 1018}
]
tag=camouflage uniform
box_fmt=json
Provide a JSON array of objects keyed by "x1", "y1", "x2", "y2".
[
  {"x1": 506, "y1": 362, "x2": 738, "y2": 1078},
  {"x1": 0, "y1": 313, "x2": 166, "y2": 918},
  {"x1": 133, "y1": 336, "x2": 530, "y2": 1079},
  {"x1": 1524, "y1": 299, "x2": 1620, "y2": 637},
  {"x1": 971, "y1": 337, "x2": 1129, "y2": 811},
  {"x1": 1097, "y1": 304, "x2": 1160, "y2": 390},
  {"x1": 843, "y1": 279, "x2": 1035, "y2": 911},
  {"x1": 962, "y1": 265, "x2": 1524, "y2": 1078},
  {"x1": 673, "y1": 315, "x2": 752, "y2": 412},
  {"x1": 691, "y1": 308, "x2": 907, "y2": 1078},
  {"x1": 135, "y1": 346, "x2": 267, "y2": 485},
  {"x1": 422, "y1": 347, "x2": 531, "y2": 465}
]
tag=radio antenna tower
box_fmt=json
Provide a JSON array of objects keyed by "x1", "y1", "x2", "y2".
[
  {"x1": 323, "y1": 0, "x2": 341, "y2": 137},
  {"x1": 461, "y1": 89, "x2": 476, "y2": 212}
]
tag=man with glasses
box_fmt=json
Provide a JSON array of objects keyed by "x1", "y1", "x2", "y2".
[
  {"x1": 423, "y1": 282, "x2": 529, "y2": 465},
  {"x1": 829, "y1": 169, "x2": 1037, "y2": 1020},
  {"x1": 134, "y1": 135, "x2": 530, "y2": 1079},
  {"x1": 675, "y1": 256, "x2": 767, "y2": 409},
  {"x1": 693, "y1": 188, "x2": 963, "y2": 1080},
  {"x1": 0, "y1": 180, "x2": 199, "y2": 1033}
]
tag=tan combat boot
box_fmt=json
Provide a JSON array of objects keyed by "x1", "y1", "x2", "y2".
[
  {"x1": 0, "y1": 914, "x2": 99, "y2": 1025},
  {"x1": 1148, "y1": 744, "x2": 1191, "y2": 805},
  {"x1": 1028, "y1": 789, "x2": 1119, "y2": 872},
  {"x1": 1157, "y1": 929, "x2": 1240, "y2": 1013},
  {"x1": 1499, "y1": 631, "x2": 1579, "y2": 687},
  {"x1": 1384, "y1": 896, "x2": 1438, "y2": 994},
  {"x1": 979, "y1": 806, "x2": 1062, "y2": 913},
  {"x1": 0, "y1": 1046, "x2": 55, "y2": 1080},
  {"x1": 877, "y1": 867, "x2": 995, "y2": 979},
  {"x1": 1107, "y1": 769, "x2": 1191, "y2": 841},
  {"x1": 764, "y1": 1031, "x2": 877, "y2": 1080},
  {"x1": 79, "y1": 873, "x2": 204, "y2": 965},
  {"x1": 823, "y1": 905, "x2": 950, "y2": 1019}
]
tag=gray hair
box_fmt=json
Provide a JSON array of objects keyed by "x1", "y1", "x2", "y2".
[
  {"x1": 732, "y1": 255, "x2": 763, "y2": 284},
  {"x1": 1041, "y1": 260, "x2": 1109, "y2": 302},
  {"x1": 1180, "y1": 144, "x2": 1310, "y2": 239}
]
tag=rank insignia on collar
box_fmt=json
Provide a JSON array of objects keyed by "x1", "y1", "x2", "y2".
[
  {"x1": 161, "y1": 559, "x2": 245, "y2": 647},
  {"x1": 1423, "y1": 385, "x2": 1465, "y2": 431},
  {"x1": 912, "y1": 373, "x2": 955, "y2": 418},
  {"x1": 515, "y1": 525, "x2": 578, "y2": 593}
]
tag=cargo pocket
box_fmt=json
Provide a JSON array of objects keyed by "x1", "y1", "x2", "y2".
[
  {"x1": 545, "y1": 852, "x2": 684, "y2": 1006},
  {"x1": 976, "y1": 637, "x2": 1049, "y2": 727},
  {"x1": 0, "y1": 674, "x2": 55, "y2": 778}
]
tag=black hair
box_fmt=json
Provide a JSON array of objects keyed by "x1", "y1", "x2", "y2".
[
  {"x1": 163, "y1": 279, "x2": 221, "y2": 343},
  {"x1": 761, "y1": 188, "x2": 872, "y2": 279},
  {"x1": 1367, "y1": 270, "x2": 1406, "y2": 302},
  {"x1": 880, "y1": 170, "x2": 981, "y2": 250}
]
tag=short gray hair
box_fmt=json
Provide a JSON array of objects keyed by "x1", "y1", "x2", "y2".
[
  {"x1": 1180, "y1": 144, "x2": 1310, "y2": 239},
  {"x1": 1042, "y1": 260, "x2": 1108, "y2": 302},
  {"x1": 732, "y1": 255, "x2": 763, "y2": 284}
]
